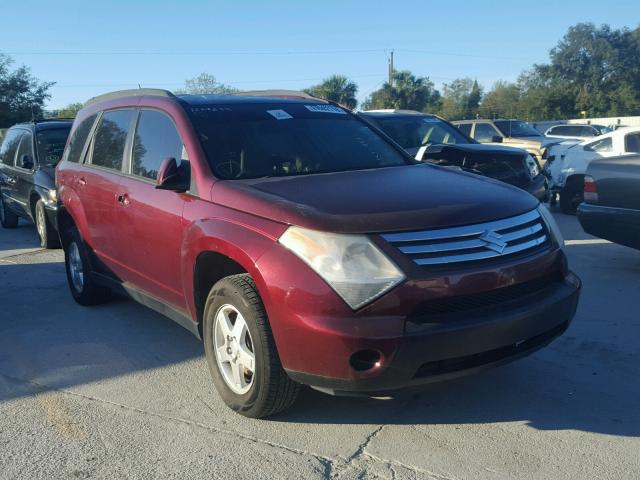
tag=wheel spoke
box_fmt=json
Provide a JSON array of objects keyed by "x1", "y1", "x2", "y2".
[
  {"x1": 230, "y1": 362, "x2": 243, "y2": 388},
  {"x1": 237, "y1": 345, "x2": 255, "y2": 373},
  {"x1": 217, "y1": 309, "x2": 234, "y2": 337},
  {"x1": 231, "y1": 314, "x2": 246, "y2": 339},
  {"x1": 216, "y1": 345, "x2": 231, "y2": 363}
]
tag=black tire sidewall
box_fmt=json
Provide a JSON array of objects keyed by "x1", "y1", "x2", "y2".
[{"x1": 203, "y1": 279, "x2": 270, "y2": 416}]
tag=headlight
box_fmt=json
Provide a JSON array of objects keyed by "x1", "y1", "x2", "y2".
[
  {"x1": 48, "y1": 189, "x2": 57, "y2": 203},
  {"x1": 279, "y1": 226, "x2": 405, "y2": 309},
  {"x1": 525, "y1": 154, "x2": 540, "y2": 178},
  {"x1": 538, "y1": 204, "x2": 564, "y2": 249}
]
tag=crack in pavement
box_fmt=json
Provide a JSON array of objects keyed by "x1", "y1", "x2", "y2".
[{"x1": 0, "y1": 372, "x2": 339, "y2": 476}]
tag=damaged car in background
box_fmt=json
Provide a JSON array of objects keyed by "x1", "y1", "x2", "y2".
[{"x1": 361, "y1": 110, "x2": 548, "y2": 201}]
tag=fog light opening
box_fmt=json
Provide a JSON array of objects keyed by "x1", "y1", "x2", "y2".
[{"x1": 350, "y1": 350, "x2": 382, "y2": 372}]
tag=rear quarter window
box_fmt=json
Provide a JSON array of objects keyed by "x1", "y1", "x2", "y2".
[
  {"x1": 0, "y1": 129, "x2": 22, "y2": 165},
  {"x1": 64, "y1": 114, "x2": 97, "y2": 163}
]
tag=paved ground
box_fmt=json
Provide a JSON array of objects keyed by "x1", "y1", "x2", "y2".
[{"x1": 0, "y1": 211, "x2": 639, "y2": 479}]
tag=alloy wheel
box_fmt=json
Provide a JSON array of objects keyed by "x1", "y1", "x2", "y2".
[
  {"x1": 68, "y1": 241, "x2": 84, "y2": 292},
  {"x1": 213, "y1": 304, "x2": 256, "y2": 395},
  {"x1": 36, "y1": 204, "x2": 46, "y2": 242}
]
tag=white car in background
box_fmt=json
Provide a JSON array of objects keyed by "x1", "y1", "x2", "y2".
[
  {"x1": 546, "y1": 126, "x2": 640, "y2": 213},
  {"x1": 545, "y1": 124, "x2": 609, "y2": 140}
]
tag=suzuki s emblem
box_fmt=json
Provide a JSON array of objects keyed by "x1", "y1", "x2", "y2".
[{"x1": 479, "y1": 230, "x2": 508, "y2": 254}]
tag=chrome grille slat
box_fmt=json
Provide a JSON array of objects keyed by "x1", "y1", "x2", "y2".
[
  {"x1": 398, "y1": 223, "x2": 543, "y2": 255},
  {"x1": 382, "y1": 209, "x2": 549, "y2": 267},
  {"x1": 382, "y1": 209, "x2": 540, "y2": 243}
]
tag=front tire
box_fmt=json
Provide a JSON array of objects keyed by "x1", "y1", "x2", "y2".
[
  {"x1": 63, "y1": 228, "x2": 111, "y2": 305},
  {"x1": 0, "y1": 190, "x2": 19, "y2": 228},
  {"x1": 35, "y1": 199, "x2": 60, "y2": 249},
  {"x1": 203, "y1": 274, "x2": 300, "y2": 418}
]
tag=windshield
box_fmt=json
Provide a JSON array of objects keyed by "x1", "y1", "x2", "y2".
[
  {"x1": 371, "y1": 115, "x2": 471, "y2": 149},
  {"x1": 36, "y1": 127, "x2": 71, "y2": 167},
  {"x1": 188, "y1": 103, "x2": 411, "y2": 180},
  {"x1": 494, "y1": 120, "x2": 542, "y2": 138}
]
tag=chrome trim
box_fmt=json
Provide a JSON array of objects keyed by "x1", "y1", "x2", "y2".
[
  {"x1": 414, "y1": 235, "x2": 547, "y2": 265},
  {"x1": 382, "y1": 209, "x2": 540, "y2": 242},
  {"x1": 382, "y1": 209, "x2": 549, "y2": 266}
]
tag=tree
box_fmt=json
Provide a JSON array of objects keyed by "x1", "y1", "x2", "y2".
[
  {"x1": 437, "y1": 77, "x2": 482, "y2": 120},
  {"x1": 57, "y1": 102, "x2": 84, "y2": 118},
  {"x1": 0, "y1": 53, "x2": 54, "y2": 127},
  {"x1": 362, "y1": 70, "x2": 440, "y2": 112},
  {"x1": 478, "y1": 81, "x2": 521, "y2": 119},
  {"x1": 517, "y1": 23, "x2": 640, "y2": 119},
  {"x1": 174, "y1": 73, "x2": 237, "y2": 95},
  {"x1": 304, "y1": 75, "x2": 358, "y2": 109}
]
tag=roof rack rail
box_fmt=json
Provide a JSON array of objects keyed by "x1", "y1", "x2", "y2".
[
  {"x1": 233, "y1": 90, "x2": 322, "y2": 101},
  {"x1": 84, "y1": 88, "x2": 176, "y2": 108}
]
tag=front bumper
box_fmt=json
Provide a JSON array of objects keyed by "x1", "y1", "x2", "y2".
[
  {"x1": 285, "y1": 271, "x2": 581, "y2": 395},
  {"x1": 578, "y1": 202, "x2": 640, "y2": 250}
]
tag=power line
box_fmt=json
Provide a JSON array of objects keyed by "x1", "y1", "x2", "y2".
[
  {"x1": 7, "y1": 48, "x2": 386, "y2": 56},
  {"x1": 49, "y1": 74, "x2": 385, "y2": 89}
]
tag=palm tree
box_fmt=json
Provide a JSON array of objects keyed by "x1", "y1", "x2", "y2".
[{"x1": 305, "y1": 75, "x2": 358, "y2": 109}]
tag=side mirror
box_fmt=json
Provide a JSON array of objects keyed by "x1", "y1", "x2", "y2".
[
  {"x1": 156, "y1": 157, "x2": 189, "y2": 193},
  {"x1": 20, "y1": 154, "x2": 34, "y2": 169},
  {"x1": 491, "y1": 135, "x2": 504, "y2": 143}
]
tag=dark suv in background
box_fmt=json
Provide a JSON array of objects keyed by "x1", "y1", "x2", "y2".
[
  {"x1": 0, "y1": 120, "x2": 72, "y2": 247},
  {"x1": 56, "y1": 89, "x2": 580, "y2": 418},
  {"x1": 362, "y1": 110, "x2": 548, "y2": 201}
]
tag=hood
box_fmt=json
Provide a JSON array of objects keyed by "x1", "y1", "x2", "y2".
[{"x1": 211, "y1": 164, "x2": 539, "y2": 234}]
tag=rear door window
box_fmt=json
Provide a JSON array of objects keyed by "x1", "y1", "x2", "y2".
[
  {"x1": 65, "y1": 114, "x2": 97, "y2": 164},
  {"x1": 0, "y1": 129, "x2": 22, "y2": 165},
  {"x1": 474, "y1": 123, "x2": 500, "y2": 142},
  {"x1": 90, "y1": 110, "x2": 135, "y2": 171},
  {"x1": 131, "y1": 110, "x2": 185, "y2": 180},
  {"x1": 456, "y1": 123, "x2": 472, "y2": 136}
]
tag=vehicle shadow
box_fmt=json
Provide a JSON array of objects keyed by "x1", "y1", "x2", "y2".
[
  {"x1": 1, "y1": 226, "x2": 638, "y2": 439},
  {"x1": 0, "y1": 222, "x2": 41, "y2": 256},
  {"x1": 0, "y1": 259, "x2": 203, "y2": 403}
]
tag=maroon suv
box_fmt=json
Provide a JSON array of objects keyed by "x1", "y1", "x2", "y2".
[{"x1": 56, "y1": 89, "x2": 580, "y2": 418}]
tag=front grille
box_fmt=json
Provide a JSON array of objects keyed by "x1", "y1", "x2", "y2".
[{"x1": 381, "y1": 209, "x2": 549, "y2": 267}]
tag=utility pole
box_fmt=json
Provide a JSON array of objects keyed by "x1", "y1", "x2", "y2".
[{"x1": 388, "y1": 50, "x2": 394, "y2": 86}]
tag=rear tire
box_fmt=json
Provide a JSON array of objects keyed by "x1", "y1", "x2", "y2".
[
  {"x1": 35, "y1": 199, "x2": 60, "y2": 249},
  {"x1": 560, "y1": 182, "x2": 583, "y2": 215},
  {"x1": 0, "y1": 190, "x2": 19, "y2": 228},
  {"x1": 63, "y1": 227, "x2": 111, "y2": 305},
  {"x1": 203, "y1": 274, "x2": 300, "y2": 418}
]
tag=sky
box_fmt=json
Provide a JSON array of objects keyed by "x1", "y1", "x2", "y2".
[{"x1": 1, "y1": 0, "x2": 637, "y2": 110}]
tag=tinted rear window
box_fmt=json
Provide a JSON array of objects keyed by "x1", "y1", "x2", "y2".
[
  {"x1": 36, "y1": 127, "x2": 71, "y2": 167},
  {"x1": 188, "y1": 103, "x2": 410, "y2": 180}
]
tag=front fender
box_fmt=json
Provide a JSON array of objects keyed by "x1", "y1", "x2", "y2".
[
  {"x1": 180, "y1": 216, "x2": 287, "y2": 324},
  {"x1": 57, "y1": 184, "x2": 91, "y2": 242}
]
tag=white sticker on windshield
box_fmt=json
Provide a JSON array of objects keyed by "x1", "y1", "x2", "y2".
[
  {"x1": 304, "y1": 105, "x2": 347, "y2": 114},
  {"x1": 267, "y1": 109, "x2": 293, "y2": 120}
]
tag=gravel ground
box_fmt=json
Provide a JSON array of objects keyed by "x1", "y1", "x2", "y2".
[{"x1": 0, "y1": 211, "x2": 638, "y2": 479}]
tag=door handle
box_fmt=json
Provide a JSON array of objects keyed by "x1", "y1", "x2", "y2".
[
  {"x1": 117, "y1": 193, "x2": 131, "y2": 207},
  {"x1": 6, "y1": 177, "x2": 16, "y2": 185},
  {"x1": 78, "y1": 176, "x2": 87, "y2": 186}
]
